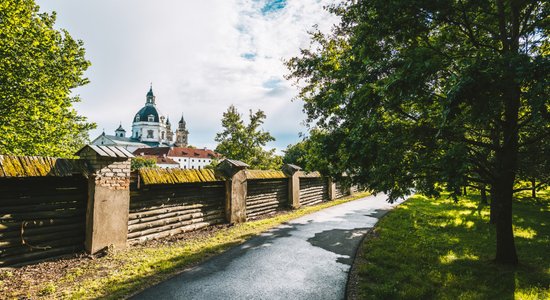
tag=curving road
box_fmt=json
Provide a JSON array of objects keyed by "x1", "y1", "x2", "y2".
[{"x1": 132, "y1": 193, "x2": 404, "y2": 300}]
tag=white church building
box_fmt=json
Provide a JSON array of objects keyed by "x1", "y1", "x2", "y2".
[{"x1": 91, "y1": 86, "x2": 190, "y2": 152}]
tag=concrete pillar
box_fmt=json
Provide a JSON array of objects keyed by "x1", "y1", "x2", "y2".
[
  {"x1": 327, "y1": 177, "x2": 336, "y2": 200},
  {"x1": 77, "y1": 146, "x2": 132, "y2": 254},
  {"x1": 282, "y1": 164, "x2": 302, "y2": 209},
  {"x1": 217, "y1": 159, "x2": 249, "y2": 224}
]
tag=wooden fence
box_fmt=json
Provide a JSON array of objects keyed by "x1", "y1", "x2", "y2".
[
  {"x1": 128, "y1": 181, "x2": 226, "y2": 244},
  {"x1": 334, "y1": 182, "x2": 349, "y2": 199},
  {"x1": 0, "y1": 153, "x2": 361, "y2": 266},
  {"x1": 299, "y1": 177, "x2": 329, "y2": 206},
  {"x1": 245, "y1": 179, "x2": 289, "y2": 220},
  {"x1": 0, "y1": 176, "x2": 87, "y2": 267}
]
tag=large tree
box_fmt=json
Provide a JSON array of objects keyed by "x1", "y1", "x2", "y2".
[
  {"x1": 215, "y1": 105, "x2": 282, "y2": 170},
  {"x1": 287, "y1": 0, "x2": 549, "y2": 264},
  {"x1": 0, "y1": 0, "x2": 95, "y2": 157}
]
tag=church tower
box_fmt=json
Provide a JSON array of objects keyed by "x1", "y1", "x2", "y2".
[
  {"x1": 131, "y1": 85, "x2": 170, "y2": 145},
  {"x1": 166, "y1": 117, "x2": 173, "y2": 142},
  {"x1": 115, "y1": 124, "x2": 126, "y2": 138},
  {"x1": 175, "y1": 115, "x2": 189, "y2": 147}
]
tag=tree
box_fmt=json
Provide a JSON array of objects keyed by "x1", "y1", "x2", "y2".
[
  {"x1": 0, "y1": 0, "x2": 95, "y2": 158},
  {"x1": 516, "y1": 133, "x2": 550, "y2": 198},
  {"x1": 131, "y1": 157, "x2": 157, "y2": 171},
  {"x1": 283, "y1": 130, "x2": 341, "y2": 173},
  {"x1": 287, "y1": 0, "x2": 549, "y2": 264},
  {"x1": 215, "y1": 105, "x2": 282, "y2": 170},
  {"x1": 283, "y1": 141, "x2": 309, "y2": 167}
]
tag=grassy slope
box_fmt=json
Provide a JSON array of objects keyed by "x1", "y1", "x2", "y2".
[
  {"x1": 353, "y1": 190, "x2": 550, "y2": 299},
  {"x1": 40, "y1": 192, "x2": 370, "y2": 299}
]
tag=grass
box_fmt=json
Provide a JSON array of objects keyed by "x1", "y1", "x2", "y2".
[
  {"x1": 352, "y1": 190, "x2": 550, "y2": 299},
  {"x1": 1, "y1": 191, "x2": 370, "y2": 299}
]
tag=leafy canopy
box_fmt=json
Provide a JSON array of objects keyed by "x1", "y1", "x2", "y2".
[
  {"x1": 215, "y1": 105, "x2": 282, "y2": 170},
  {"x1": 287, "y1": 0, "x2": 548, "y2": 264},
  {"x1": 288, "y1": 0, "x2": 549, "y2": 200},
  {"x1": 0, "y1": 0, "x2": 95, "y2": 157}
]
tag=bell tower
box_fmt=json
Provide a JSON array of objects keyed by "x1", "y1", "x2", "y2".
[
  {"x1": 166, "y1": 117, "x2": 174, "y2": 142},
  {"x1": 175, "y1": 115, "x2": 189, "y2": 147}
]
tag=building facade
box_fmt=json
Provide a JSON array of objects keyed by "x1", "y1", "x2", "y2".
[
  {"x1": 133, "y1": 147, "x2": 220, "y2": 170},
  {"x1": 91, "y1": 86, "x2": 189, "y2": 151}
]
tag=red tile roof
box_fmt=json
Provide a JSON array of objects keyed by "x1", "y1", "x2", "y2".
[
  {"x1": 133, "y1": 147, "x2": 220, "y2": 159},
  {"x1": 140, "y1": 155, "x2": 179, "y2": 165}
]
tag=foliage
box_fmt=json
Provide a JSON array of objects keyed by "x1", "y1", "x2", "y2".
[
  {"x1": 131, "y1": 157, "x2": 156, "y2": 171},
  {"x1": 287, "y1": 0, "x2": 549, "y2": 264},
  {"x1": 282, "y1": 129, "x2": 339, "y2": 173},
  {"x1": 352, "y1": 192, "x2": 550, "y2": 299},
  {"x1": 517, "y1": 133, "x2": 550, "y2": 196},
  {"x1": 215, "y1": 105, "x2": 282, "y2": 170},
  {"x1": 283, "y1": 141, "x2": 308, "y2": 167},
  {"x1": 204, "y1": 157, "x2": 220, "y2": 169},
  {"x1": 0, "y1": 0, "x2": 95, "y2": 158}
]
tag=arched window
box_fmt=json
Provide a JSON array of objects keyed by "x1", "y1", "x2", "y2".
[
  {"x1": 135, "y1": 115, "x2": 140, "y2": 122},
  {"x1": 148, "y1": 115, "x2": 154, "y2": 122}
]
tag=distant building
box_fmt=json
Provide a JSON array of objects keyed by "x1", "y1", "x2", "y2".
[
  {"x1": 90, "y1": 130, "x2": 150, "y2": 153},
  {"x1": 91, "y1": 86, "x2": 189, "y2": 152},
  {"x1": 139, "y1": 155, "x2": 180, "y2": 169},
  {"x1": 133, "y1": 147, "x2": 220, "y2": 170}
]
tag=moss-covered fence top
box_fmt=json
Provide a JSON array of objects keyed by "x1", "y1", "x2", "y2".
[
  {"x1": 137, "y1": 168, "x2": 326, "y2": 185},
  {"x1": 0, "y1": 155, "x2": 89, "y2": 178},
  {"x1": 138, "y1": 168, "x2": 225, "y2": 185},
  {"x1": 245, "y1": 170, "x2": 287, "y2": 179}
]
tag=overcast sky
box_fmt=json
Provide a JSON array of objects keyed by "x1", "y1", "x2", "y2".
[{"x1": 35, "y1": 0, "x2": 340, "y2": 153}]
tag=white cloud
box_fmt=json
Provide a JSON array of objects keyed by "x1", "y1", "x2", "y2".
[{"x1": 35, "y1": 0, "x2": 341, "y2": 153}]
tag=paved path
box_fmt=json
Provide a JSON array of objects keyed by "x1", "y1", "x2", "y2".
[{"x1": 132, "y1": 193, "x2": 404, "y2": 300}]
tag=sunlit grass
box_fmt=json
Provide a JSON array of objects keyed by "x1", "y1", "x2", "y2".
[{"x1": 353, "y1": 191, "x2": 550, "y2": 299}]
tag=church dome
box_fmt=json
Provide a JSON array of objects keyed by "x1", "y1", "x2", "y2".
[
  {"x1": 134, "y1": 105, "x2": 162, "y2": 123},
  {"x1": 133, "y1": 86, "x2": 164, "y2": 123}
]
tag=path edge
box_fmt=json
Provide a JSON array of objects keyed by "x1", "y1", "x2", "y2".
[{"x1": 345, "y1": 199, "x2": 406, "y2": 300}]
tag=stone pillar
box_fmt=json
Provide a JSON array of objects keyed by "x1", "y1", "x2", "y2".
[
  {"x1": 217, "y1": 159, "x2": 249, "y2": 224},
  {"x1": 77, "y1": 146, "x2": 132, "y2": 254},
  {"x1": 327, "y1": 177, "x2": 337, "y2": 200},
  {"x1": 282, "y1": 164, "x2": 302, "y2": 209}
]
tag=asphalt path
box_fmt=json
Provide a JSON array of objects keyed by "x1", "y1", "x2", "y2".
[{"x1": 132, "y1": 193, "x2": 404, "y2": 300}]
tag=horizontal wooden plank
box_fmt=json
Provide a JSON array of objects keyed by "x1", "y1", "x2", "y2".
[
  {"x1": 0, "y1": 244, "x2": 83, "y2": 267},
  {"x1": 0, "y1": 217, "x2": 84, "y2": 232},
  {"x1": 128, "y1": 218, "x2": 224, "y2": 242},
  {"x1": 0, "y1": 236, "x2": 83, "y2": 259},
  {"x1": 0, "y1": 222, "x2": 84, "y2": 239},
  {"x1": 129, "y1": 210, "x2": 223, "y2": 233},
  {"x1": 0, "y1": 209, "x2": 85, "y2": 221},
  {"x1": 0, "y1": 228, "x2": 84, "y2": 250}
]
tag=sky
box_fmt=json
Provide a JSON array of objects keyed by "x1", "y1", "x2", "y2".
[{"x1": 35, "y1": 0, "x2": 341, "y2": 153}]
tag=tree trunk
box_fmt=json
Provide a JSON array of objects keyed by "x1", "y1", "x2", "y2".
[
  {"x1": 531, "y1": 179, "x2": 537, "y2": 199},
  {"x1": 493, "y1": 179, "x2": 518, "y2": 265},
  {"x1": 480, "y1": 185, "x2": 488, "y2": 205},
  {"x1": 463, "y1": 186, "x2": 467, "y2": 195},
  {"x1": 489, "y1": 185, "x2": 497, "y2": 224},
  {"x1": 492, "y1": 54, "x2": 521, "y2": 264}
]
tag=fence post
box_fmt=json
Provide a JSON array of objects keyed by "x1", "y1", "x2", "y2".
[
  {"x1": 76, "y1": 145, "x2": 133, "y2": 254},
  {"x1": 282, "y1": 164, "x2": 302, "y2": 209},
  {"x1": 217, "y1": 159, "x2": 249, "y2": 224},
  {"x1": 327, "y1": 177, "x2": 337, "y2": 200}
]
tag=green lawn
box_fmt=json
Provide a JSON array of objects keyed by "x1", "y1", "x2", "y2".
[{"x1": 352, "y1": 190, "x2": 550, "y2": 299}]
